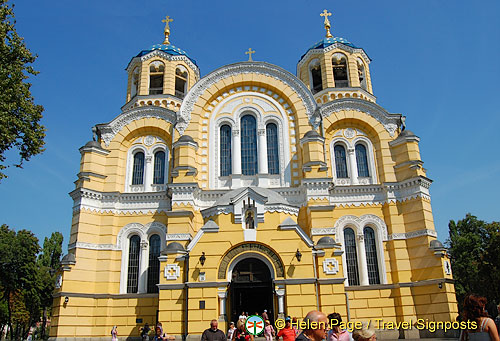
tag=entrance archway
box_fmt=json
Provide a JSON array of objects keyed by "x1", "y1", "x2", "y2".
[{"x1": 229, "y1": 257, "x2": 274, "y2": 324}]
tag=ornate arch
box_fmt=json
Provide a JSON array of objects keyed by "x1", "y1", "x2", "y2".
[
  {"x1": 217, "y1": 243, "x2": 285, "y2": 279},
  {"x1": 334, "y1": 214, "x2": 388, "y2": 242},
  {"x1": 178, "y1": 62, "x2": 318, "y2": 135}
]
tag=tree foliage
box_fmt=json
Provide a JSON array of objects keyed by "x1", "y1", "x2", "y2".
[
  {"x1": 0, "y1": 0, "x2": 45, "y2": 180},
  {"x1": 0, "y1": 225, "x2": 63, "y2": 339},
  {"x1": 447, "y1": 213, "x2": 500, "y2": 315}
]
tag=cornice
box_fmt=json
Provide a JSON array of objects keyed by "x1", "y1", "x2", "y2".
[
  {"x1": 297, "y1": 42, "x2": 371, "y2": 71},
  {"x1": 97, "y1": 106, "x2": 176, "y2": 147},
  {"x1": 127, "y1": 51, "x2": 200, "y2": 79},
  {"x1": 320, "y1": 98, "x2": 401, "y2": 137},
  {"x1": 387, "y1": 229, "x2": 437, "y2": 241},
  {"x1": 178, "y1": 62, "x2": 318, "y2": 135}
]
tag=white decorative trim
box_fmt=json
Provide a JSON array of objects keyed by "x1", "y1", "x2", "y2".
[
  {"x1": 320, "y1": 99, "x2": 401, "y2": 137},
  {"x1": 334, "y1": 214, "x2": 388, "y2": 241},
  {"x1": 165, "y1": 233, "x2": 192, "y2": 241},
  {"x1": 323, "y1": 258, "x2": 339, "y2": 275},
  {"x1": 165, "y1": 264, "x2": 181, "y2": 280},
  {"x1": 444, "y1": 260, "x2": 452, "y2": 275},
  {"x1": 67, "y1": 242, "x2": 118, "y2": 251},
  {"x1": 178, "y1": 62, "x2": 317, "y2": 135},
  {"x1": 265, "y1": 204, "x2": 299, "y2": 215},
  {"x1": 279, "y1": 217, "x2": 314, "y2": 247},
  {"x1": 297, "y1": 42, "x2": 371, "y2": 71},
  {"x1": 127, "y1": 51, "x2": 200, "y2": 79},
  {"x1": 311, "y1": 228, "x2": 336, "y2": 236},
  {"x1": 387, "y1": 229, "x2": 437, "y2": 241},
  {"x1": 98, "y1": 106, "x2": 176, "y2": 146},
  {"x1": 186, "y1": 220, "x2": 220, "y2": 252}
]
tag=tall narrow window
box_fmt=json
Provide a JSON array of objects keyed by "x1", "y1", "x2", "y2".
[
  {"x1": 153, "y1": 151, "x2": 166, "y2": 184},
  {"x1": 241, "y1": 115, "x2": 258, "y2": 175},
  {"x1": 309, "y1": 60, "x2": 323, "y2": 94},
  {"x1": 127, "y1": 235, "x2": 140, "y2": 293},
  {"x1": 266, "y1": 123, "x2": 279, "y2": 174},
  {"x1": 364, "y1": 227, "x2": 380, "y2": 284},
  {"x1": 355, "y1": 144, "x2": 370, "y2": 177},
  {"x1": 332, "y1": 53, "x2": 349, "y2": 88},
  {"x1": 344, "y1": 228, "x2": 360, "y2": 286},
  {"x1": 357, "y1": 58, "x2": 367, "y2": 90},
  {"x1": 334, "y1": 145, "x2": 348, "y2": 178},
  {"x1": 132, "y1": 152, "x2": 145, "y2": 185},
  {"x1": 149, "y1": 62, "x2": 164, "y2": 95},
  {"x1": 220, "y1": 125, "x2": 232, "y2": 176},
  {"x1": 131, "y1": 68, "x2": 139, "y2": 98},
  {"x1": 175, "y1": 66, "x2": 188, "y2": 99},
  {"x1": 147, "y1": 234, "x2": 161, "y2": 293}
]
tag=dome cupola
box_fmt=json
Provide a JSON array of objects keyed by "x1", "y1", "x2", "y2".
[
  {"x1": 297, "y1": 10, "x2": 375, "y2": 105},
  {"x1": 124, "y1": 15, "x2": 200, "y2": 111}
]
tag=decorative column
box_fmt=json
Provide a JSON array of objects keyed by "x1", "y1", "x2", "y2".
[
  {"x1": 347, "y1": 148, "x2": 359, "y2": 185},
  {"x1": 232, "y1": 130, "x2": 241, "y2": 174},
  {"x1": 138, "y1": 241, "x2": 149, "y2": 293},
  {"x1": 276, "y1": 286, "x2": 286, "y2": 319},
  {"x1": 357, "y1": 235, "x2": 369, "y2": 286},
  {"x1": 218, "y1": 288, "x2": 227, "y2": 321},
  {"x1": 144, "y1": 154, "x2": 153, "y2": 191},
  {"x1": 258, "y1": 129, "x2": 268, "y2": 174}
]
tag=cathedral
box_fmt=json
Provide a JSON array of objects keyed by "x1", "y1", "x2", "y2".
[{"x1": 51, "y1": 11, "x2": 458, "y2": 340}]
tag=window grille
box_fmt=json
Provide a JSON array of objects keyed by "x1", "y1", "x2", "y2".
[
  {"x1": 127, "y1": 235, "x2": 141, "y2": 293},
  {"x1": 147, "y1": 235, "x2": 161, "y2": 293},
  {"x1": 153, "y1": 151, "x2": 165, "y2": 184},
  {"x1": 241, "y1": 115, "x2": 258, "y2": 175},
  {"x1": 355, "y1": 144, "x2": 370, "y2": 177},
  {"x1": 132, "y1": 152, "x2": 145, "y2": 185},
  {"x1": 334, "y1": 145, "x2": 348, "y2": 178},
  {"x1": 220, "y1": 125, "x2": 232, "y2": 176},
  {"x1": 266, "y1": 123, "x2": 279, "y2": 174},
  {"x1": 364, "y1": 227, "x2": 380, "y2": 284},
  {"x1": 344, "y1": 228, "x2": 360, "y2": 286}
]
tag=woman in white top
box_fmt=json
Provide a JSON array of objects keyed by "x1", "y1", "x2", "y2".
[{"x1": 460, "y1": 294, "x2": 499, "y2": 341}]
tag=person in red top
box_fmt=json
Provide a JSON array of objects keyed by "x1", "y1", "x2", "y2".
[{"x1": 277, "y1": 317, "x2": 296, "y2": 341}]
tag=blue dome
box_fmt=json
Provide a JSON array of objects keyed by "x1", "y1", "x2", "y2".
[
  {"x1": 300, "y1": 37, "x2": 359, "y2": 60},
  {"x1": 136, "y1": 44, "x2": 197, "y2": 66}
]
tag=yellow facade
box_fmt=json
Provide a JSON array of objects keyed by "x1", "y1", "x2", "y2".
[{"x1": 51, "y1": 16, "x2": 457, "y2": 341}]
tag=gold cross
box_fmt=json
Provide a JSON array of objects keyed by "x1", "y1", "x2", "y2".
[
  {"x1": 245, "y1": 48, "x2": 255, "y2": 61},
  {"x1": 162, "y1": 15, "x2": 174, "y2": 44},
  {"x1": 320, "y1": 9, "x2": 333, "y2": 38}
]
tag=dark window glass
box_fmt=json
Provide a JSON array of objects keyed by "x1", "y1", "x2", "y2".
[
  {"x1": 344, "y1": 228, "x2": 360, "y2": 286},
  {"x1": 132, "y1": 152, "x2": 145, "y2": 185},
  {"x1": 147, "y1": 235, "x2": 161, "y2": 293},
  {"x1": 364, "y1": 227, "x2": 380, "y2": 284},
  {"x1": 311, "y1": 65, "x2": 323, "y2": 94},
  {"x1": 127, "y1": 235, "x2": 141, "y2": 293},
  {"x1": 266, "y1": 123, "x2": 279, "y2": 174},
  {"x1": 153, "y1": 151, "x2": 166, "y2": 184},
  {"x1": 333, "y1": 56, "x2": 349, "y2": 88},
  {"x1": 175, "y1": 69, "x2": 187, "y2": 98},
  {"x1": 220, "y1": 125, "x2": 232, "y2": 176},
  {"x1": 241, "y1": 115, "x2": 258, "y2": 175},
  {"x1": 334, "y1": 145, "x2": 348, "y2": 178},
  {"x1": 149, "y1": 75, "x2": 163, "y2": 95},
  {"x1": 355, "y1": 144, "x2": 370, "y2": 177}
]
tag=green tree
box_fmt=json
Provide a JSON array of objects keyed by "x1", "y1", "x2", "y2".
[
  {"x1": 0, "y1": 0, "x2": 45, "y2": 180},
  {"x1": 447, "y1": 214, "x2": 500, "y2": 315}
]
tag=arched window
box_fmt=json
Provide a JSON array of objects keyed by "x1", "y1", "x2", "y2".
[
  {"x1": 131, "y1": 68, "x2": 139, "y2": 98},
  {"x1": 147, "y1": 234, "x2": 161, "y2": 293},
  {"x1": 220, "y1": 125, "x2": 232, "y2": 176},
  {"x1": 266, "y1": 123, "x2": 279, "y2": 174},
  {"x1": 132, "y1": 152, "x2": 145, "y2": 185},
  {"x1": 175, "y1": 66, "x2": 188, "y2": 99},
  {"x1": 153, "y1": 151, "x2": 166, "y2": 184},
  {"x1": 363, "y1": 227, "x2": 380, "y2": 284},
  {"x1": 309, "y1": 60, "x2": 323, "y2": 94},
  {"x1": 357, "y1": 58, "x2": 367, "y2": 90},
  {"x1": 127, "y1": 235, "x2": 141, "y2": 293},
  {"x1": 355, "y1": 144, "x2": 370, "y2": 178},
  {"x1": 332, "y1": 53, "x2": 349, "y2": 88},
  {"x1": 149, "y1": 61, "x2": 164, "y2": 95},
  {"x1": 334, "y1": 145, "x2": 348, "y2": 178},
  {"x1": 344, "y1": 228, "x2": 360, "y2": 286},
  {"x1": 241, "y1": 115, "x2": 258, "y2": 175}
]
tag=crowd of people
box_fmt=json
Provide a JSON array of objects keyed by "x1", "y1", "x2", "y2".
[{"x1": 109, "y1": 294, "x2": 500, "y2": 341}]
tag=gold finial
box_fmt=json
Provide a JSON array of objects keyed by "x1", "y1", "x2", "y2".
[
  {"x1": 245, "y1": 48, "x2": 255, "y2": 61},
  {"x1": 320, "y1": 9, "x2": 333, "y2": 38},
  {"x1": 162, "y1": 15, "x2": 174, "y2": 45}
]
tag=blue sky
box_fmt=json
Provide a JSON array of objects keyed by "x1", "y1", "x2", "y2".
[{"x1": 1, "y1": 1, "x2": 499, "y2": 251}]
